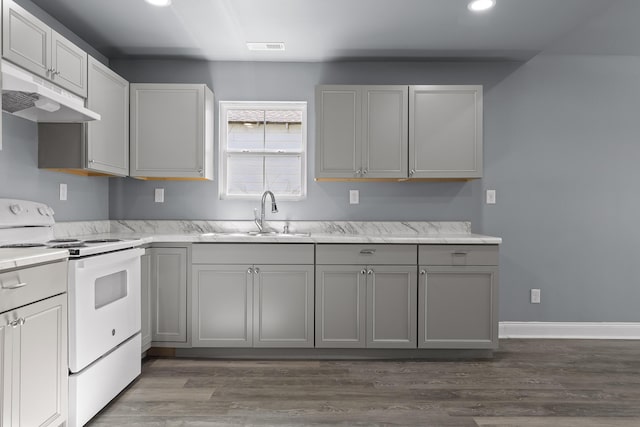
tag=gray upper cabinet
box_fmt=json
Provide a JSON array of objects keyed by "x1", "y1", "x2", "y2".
[
  {"x1": 86, "y1": 57, "x2": 128, "y2": 176},
  {"x1": 38, "y1": 58, "x2": 129, "y2": 176},
  {"x1": 2, "y1": 0, "x2": 87, "y2": 97},
  {"x1": 316, "y1": 84, "x2": 482, "y2": 180},
  {"x1": 316, "y1": 85, "x2": 407, "y2": 179},
  {"x1": 130, "y1": 83, "x2": 214, "y2": 180},
  {"x1": 409, "y1": 85, "x2": 483, "y2": 179}
]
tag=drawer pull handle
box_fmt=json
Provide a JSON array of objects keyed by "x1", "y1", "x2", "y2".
[
  {"x1": 420, "y1": 270, "x2": 426, "y2": 276},
  {"x1": 1, "y1": 281, "x2": 27, "y2": 290},
  {"x1": 360, "y1": 269, "x2": 367, "y2": 275},
  {"x1": 452, "y1": 251, "x2": 469, "y2": 256},
  {"x1": 360, "y1": 249, "x2": 376, "y2": 255},
  {"x1": 367, "y1": 269, "x2": 374, "y2": 275}
]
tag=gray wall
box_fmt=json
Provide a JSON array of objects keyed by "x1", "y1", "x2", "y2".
[
  {"x1": 109, "y1": 59, "x2": 520, "y2": 223},
  {"x1": 0, "y1": 114, "x2": 109, "y2": 220}
]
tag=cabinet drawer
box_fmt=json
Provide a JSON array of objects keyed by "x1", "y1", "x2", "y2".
[
  {"x1": 192, "y1": 243, "x2": 314, "y2": 265},
  {"x1": 316, "y1": 244, "x2": 416, "y2": 265},
  {"x1": 0, "y1": 260, "x2": 67, "y2": 313},
  {"x1": 419, "y1": 245, "x2": 498, "y2": 266}
]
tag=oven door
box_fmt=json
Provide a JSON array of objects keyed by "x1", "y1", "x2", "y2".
[{"x1": 68, "y1": 248, "x2": 143, "y2": 373}]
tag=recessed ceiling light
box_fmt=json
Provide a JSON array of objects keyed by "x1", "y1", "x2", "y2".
[
  {"x1": 247, "y1": 42, "x2": 285, "y2": 52},
  {"x1": 145, "y1": 0, "x2": 171, "y2": 7},
  {"x1": 468, "y1": 0, "x2": 496, "y2": 12}
]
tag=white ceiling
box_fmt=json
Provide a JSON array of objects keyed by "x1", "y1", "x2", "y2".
[{"x1": 28, "y1": 0, "x2": 619, "y2": 62}]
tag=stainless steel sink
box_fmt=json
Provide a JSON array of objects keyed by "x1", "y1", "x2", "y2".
[{"x1": 200, "y1": 231, "x2": 311, "y2": 238}]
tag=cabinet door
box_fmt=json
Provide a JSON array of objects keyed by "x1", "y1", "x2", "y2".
[
  {"x1": 418, "y1": 266, "x2": 498, "y2": 349},
  {"x1": 315, "y1": 266, "x2": 366, "y2": 348},
  {"x1": 366, "y1": 266, "x2": 417, "y2": 348},
  {"x1": 130, "y1": 84, "x2": 209, "y2": 179},
  {"x1": 87, "y1": 57, "x2": 129, "y2": 176},
  {"x1": 362, "y1": 86, "x2": 408, "y2": 178},
  {"x1": 192, "y1": 265, "x2": 252, "y2": 347},
  {"x1": 253, "y1": 265, "x2": 314, "y2": 348},
  {"x1": 150, "y1": 248, "x2": 188, "y2": 343},
  {"x1": 315, "y1": 86, "x2": 362, "y2": 178},
  {"x1": 409, "y1": 85, "x2": 483, "y2": 179},
  {"x1": 11, "y1": 294, "x2": 67, "y2": 427},
  {"x1": 51, "y1": 31, "x2": 87, "y2": 97},
  {"x1": 0, "y1": 320, "x2": 9, "y2": 426},
  {"x1": 2, "y1": 0, "x2": 50, "y2": 79},
  {"x1": 140, "y1": 250, "x2": 152, "y2": 352}
]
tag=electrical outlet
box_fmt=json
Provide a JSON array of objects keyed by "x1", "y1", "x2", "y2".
[
  {"x1": 59, "y1": 183, "x2": 67, "y2": 201},
  {"x1": 349, "y1": 190, "x2": 359, "y2": 204},
  {"x1": 486, "y1": 189, "x2": 496, "y2": 204},
  {"x1": 155, "y1": 188, "x2": 165, "y2": 203},
  {"x1": 530, "y1": 288, "x2": 541, "y2": 304}
]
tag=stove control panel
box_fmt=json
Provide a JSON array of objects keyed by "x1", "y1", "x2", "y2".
[{"x1": 0, "y1": 199, "x2": 55, "y2": 228}]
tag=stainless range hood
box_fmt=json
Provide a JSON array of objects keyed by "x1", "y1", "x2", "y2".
[{"x1": 1, "y1": 61, "x2": 100, "y2": 122}]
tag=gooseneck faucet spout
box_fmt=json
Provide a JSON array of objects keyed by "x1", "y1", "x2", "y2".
[{"x1": 255, "y1": 190, "x2": 278, "y2": 232}]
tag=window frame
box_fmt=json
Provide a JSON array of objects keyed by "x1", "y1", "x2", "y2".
[{"x1": 218, "y1": 101, "x2": 307, "y2": 201}]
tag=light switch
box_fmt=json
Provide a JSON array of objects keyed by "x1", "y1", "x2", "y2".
[
  {"x1": 155, "y1": 188, "x2": 165, "y2": 203},
  {"x1": 349, "y1": 190, "x2": 359, "y2": 204},
  {"x1": 486, "y1": 189, "x2": 496, "y2": 205},
  {"x1": 59, "y1": 183, "x2": 67, "y2": 201}
]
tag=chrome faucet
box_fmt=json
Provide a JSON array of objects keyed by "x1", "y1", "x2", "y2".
[{"x1": 255, "y1": 190, "x2": 278, "y2": 232}]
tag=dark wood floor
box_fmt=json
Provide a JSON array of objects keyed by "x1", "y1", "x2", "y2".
[{"x1": 89, "y1": 339, "x2": 640, "y2": 426}]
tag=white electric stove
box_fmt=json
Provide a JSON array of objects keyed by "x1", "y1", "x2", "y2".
[{"x1": 0, "y1": 198, "x2": 144, "y2": 427}]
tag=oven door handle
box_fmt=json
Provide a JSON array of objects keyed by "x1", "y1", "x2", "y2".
[{"x1": 74, "y1": 247, "x2": 145, "y2": 269}]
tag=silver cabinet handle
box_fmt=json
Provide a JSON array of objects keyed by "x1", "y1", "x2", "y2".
[
  {"x1": 198, "y1": 169, "x2": 203, "y2": 175},
  {"x1": 1, "y1": 281, "x2": 27, "y2": 290},
  {"x1": 355, "y1": 169, "x2": 362, "y2": 176},
  {"x1": 360, "y1": 269, "x2": 366, "y2": 275},
  {"x1": 247, "y1": 268, "x2": 253, "y2": 274},
  {"x1": 10, "y1": 318, "x2": 25, "y2": 328},
  {"x1": 367, "y1": 269, "x2": 374, "y2": 275},
  {"x1": 360, "y1": 249, "x2": 376, "y2": 255},
  {"x1": 362, "y1": 169, "x2": 368, "y2": 175},
  {"x1": 254, "y1": 267, "x2": 260, "y2": 274},
  {"x1": 452, "y1": 251, "x2": 470, "y2": 256},
  {"x1": 420, "y1": 270, "x2": 426, "y2": 276},
  {"x1": 409, "y1": 169, "x2": 415, "y2": 177}
]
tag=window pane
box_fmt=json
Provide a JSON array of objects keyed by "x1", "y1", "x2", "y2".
[
  {"x1": 265, "y1": 155, "x2": 302, "y2": 196},
  {"x1": 265, "y1": 110, "x2": 303, "y2": 152},
  {"x1": 227, "y1": 155, "x2": 264, "y2": 196},
  {"x1": 227, "y1": 110, "x2": 265, "y2": 151}
]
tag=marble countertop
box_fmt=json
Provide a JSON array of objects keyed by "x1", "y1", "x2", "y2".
[
  {"x1": 55, "y1": 220, "x2": 501, "y2": 245},
  {"x1": 0, "y1": 248, "x2": 69, "y2": 272}
]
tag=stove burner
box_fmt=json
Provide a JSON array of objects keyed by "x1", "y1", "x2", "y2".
[
  {"x1": 48, "y1": 243, "x2": 87, "y2": 249},
  {"x1": 83, "y1": 239, "x2": 122, "y2": 244},
  {"x1": 0, "y1": 243, "x2": 47, "y2": 248},
  {"x1": 47, "y1": 239, "x2": 81, "y2": 244}
]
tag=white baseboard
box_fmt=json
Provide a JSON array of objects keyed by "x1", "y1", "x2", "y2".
[{"x1": 499, "y1": 322, "x2": 640, "y2": 339}]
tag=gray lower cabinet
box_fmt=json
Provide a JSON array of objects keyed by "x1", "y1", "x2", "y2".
[
  {"x1": 315, "y1": 244, "x2": 418, "y2": 349},
  {"x1": 130, "y1": 83, "x2": 214, "y2": 180},
  {"x1": 2, "y1": 0, "x2": 87, "y2": 97},
  {"x1": 0, "y1": 294, "x2": 68, "y2": 427},
  {"x1": 149, "y1": 247, "x2": 188, "y2": 345},
  {"x1": 418, "y1": 245, "x2": 499, "y2": 349},
  {"x1": 191, "y1": 244, "x2": 314, "y2": 348},
  {"x1": 140, "y1": 249, "x2": 152, "y2": 353},
  {"x1": 315, "y1": 265, "x2": 417, "y2": 349}
]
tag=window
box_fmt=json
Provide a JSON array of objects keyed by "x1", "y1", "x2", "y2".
[{"x1": 219, "y1": 101, "x2": 307, "y2": 200}]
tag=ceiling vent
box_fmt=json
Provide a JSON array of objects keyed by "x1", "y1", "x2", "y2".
[{"x1": 246, "y1": 42, "x2": 285, "y2": 52}]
